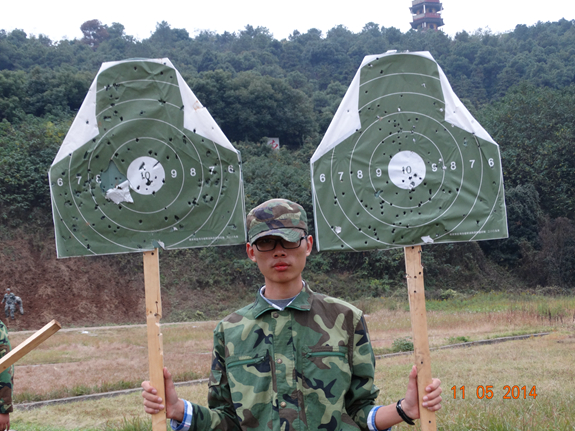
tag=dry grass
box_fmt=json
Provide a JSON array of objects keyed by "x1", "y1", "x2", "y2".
[
  {"x1": 375, "y1": 333, "x2": 575, "y2": 430},
  {"x1": 11, "y1": 334, "x2": 575, "y2": 430},
  {"x1": 11, "y1": 322, "x2": 215, "y2": 401},
  {"x1": 364, "y1": 309, "x2": 556, "y2": 352},
  {"x1": 8, "y1": 293, "x2": 575, "y2": 430},
  {"x1": 362, "y1": 294, "x2": 573, "y2": 351}
]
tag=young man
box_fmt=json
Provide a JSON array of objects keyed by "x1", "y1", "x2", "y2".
[{"x1": 142, "y1": 198, "x2": 442, "y2": 430}]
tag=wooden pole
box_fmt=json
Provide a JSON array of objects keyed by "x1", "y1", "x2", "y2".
[
  {"x1": 404, "y1": 245, "x2": 436, "y2": 431},
  {"x1": 143, "y1": 249, "x2": 167, "y2": 431},
  {"x1": 0, "y1": 319, "x2": 61, "y2": 373}
]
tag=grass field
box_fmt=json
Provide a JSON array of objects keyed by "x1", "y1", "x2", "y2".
[{"x1": 9, "y1": 292, "x2": 575, "y2": 430}]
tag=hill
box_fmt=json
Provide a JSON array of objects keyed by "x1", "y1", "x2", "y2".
[
  {"x1": 1, "y1": 20, "x2": 575, "y2": 329},
  {"x1": 0, "y1": 228, "x2": 145, "y2": 330}
]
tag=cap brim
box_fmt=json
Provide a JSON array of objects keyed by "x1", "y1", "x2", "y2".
[{"x1": 250, "y1": 228, "x2": 305, "y2": 244}]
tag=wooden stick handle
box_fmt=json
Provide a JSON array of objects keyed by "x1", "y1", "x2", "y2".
[
  {"x1": 144, "y1": 249, "x2": 167, "y2": 431},
  {"x1": 0, "y1": 319, "x2": 61, "y2": 372},
  {"x1": 404, "y1": 246, "x2": 436, "y2": 431}
]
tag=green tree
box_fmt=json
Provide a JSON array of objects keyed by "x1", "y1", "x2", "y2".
[
  {"x1": 479, "y1": 83, "x2": 575, "y2": 218},
  {"x1": 0, "y1": 119, "x2": 67, "y2": 225},
  {"x1": 80, "y1": 19, "x2": 110, "y2": 49},
  {"x1": 192, "y1": 71, "x2": 316, "y2": 147}
]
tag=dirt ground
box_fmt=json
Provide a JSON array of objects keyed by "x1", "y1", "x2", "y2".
[{"x1": 0, "y1": 229, "x2": 147, "y2": 331}]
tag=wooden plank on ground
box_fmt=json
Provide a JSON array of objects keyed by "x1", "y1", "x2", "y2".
[{"x1": 0, "y1": 320, "x2": 61, "y2": 372}]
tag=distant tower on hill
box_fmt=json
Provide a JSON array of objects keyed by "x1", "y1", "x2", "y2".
[{"x1": 410, "y1": 0, "x2": 444, "y2": 31}]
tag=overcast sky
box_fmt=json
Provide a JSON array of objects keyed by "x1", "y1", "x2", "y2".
[{"x1": 2, "y1": 0, "x2": 574, "y2": 42}]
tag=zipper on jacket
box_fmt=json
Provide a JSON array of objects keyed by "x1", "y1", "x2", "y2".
[{"x1": 305, "y1": 351, "x2": 346, "y2": 359}]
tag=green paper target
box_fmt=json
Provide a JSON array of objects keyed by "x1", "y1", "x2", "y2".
[
  {"x1": 49, "y1": 59, "x2": 246, "y2": 258},
  {"x1": 311, "y1": 52, "x2": 508, "y2": 252}
]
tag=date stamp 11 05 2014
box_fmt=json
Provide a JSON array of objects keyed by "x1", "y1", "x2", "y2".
[{"x1": 451, "y1": 385, "x2": 538, "y2": 400}]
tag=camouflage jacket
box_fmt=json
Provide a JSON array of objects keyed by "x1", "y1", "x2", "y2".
[
  {"x1": 0, "y1": 321, "x2": 13, "y2": 413},
  {"x1": 2, "y1": 294, "x2": 15, "y2": 307},
  {"x1": 187, "y1": 283, "x2": 379, "y2": 431}
]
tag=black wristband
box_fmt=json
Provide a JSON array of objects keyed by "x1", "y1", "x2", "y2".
[{"x1": 396, "y1": 399, "x2": 415, "y2": 425}]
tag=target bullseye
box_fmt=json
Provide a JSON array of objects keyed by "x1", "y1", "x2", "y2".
[
  {"x1": 388, "y1": 151, "x2": 426, "y2": 190},
  {"x1": 127, "y1": 156, "x2": 166, "y2": 195}
]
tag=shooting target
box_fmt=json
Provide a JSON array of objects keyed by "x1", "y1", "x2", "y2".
[
  {"x1": 311, "y1": 52, "x2": 508, "y2": 252},
  {"x1": 49, "y1": 59, "x2": 246, "y2": 258}
]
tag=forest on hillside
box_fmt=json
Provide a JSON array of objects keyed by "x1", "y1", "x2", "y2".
[{"x1": 1, "y1": 18, "x2": 575, "y2": 306}]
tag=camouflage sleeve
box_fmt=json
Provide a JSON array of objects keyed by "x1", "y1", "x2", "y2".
[
  {"x1": 345, "y1": 314, "x2": 379, "y2": 429},
  {"x1": 189, "y1": 323, "x2": 241, "y2": 431},
  {"x1": 0, "y1": 322, "x2": 13, "y2": 414}
]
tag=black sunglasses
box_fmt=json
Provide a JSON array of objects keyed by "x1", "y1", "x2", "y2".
[{"x1": 253, "y1": 236, "x2": 307, "y2": 252}]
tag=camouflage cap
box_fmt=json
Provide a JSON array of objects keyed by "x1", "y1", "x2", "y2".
[{"x1": 247, "y1": 199, "x2": 308, "y2": 244}]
